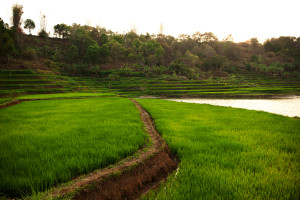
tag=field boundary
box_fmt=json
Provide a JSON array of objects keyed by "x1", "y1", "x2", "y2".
[
  {"x1": 0, "y1": 99, "x2": 20, "y2": 109},
  {"x1": 0, "y1": 96, "x2": 116, "y2": 109},
  {"x1": 36, "y1": 99, "x2": 178, "y2": 199}
]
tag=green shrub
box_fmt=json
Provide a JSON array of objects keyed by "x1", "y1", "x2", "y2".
[
  {"x1": 118, "y1": 67, "x2": 133, "y2": 77},
  {"x1": 38, "y1": 30, "x2": 48, "y2": 38},
  {"x1": 85, "y1": 44, "x2": 100, "y2": 64},
  {"x1": 108, "y1": 73, "x2": 120, "y2": 81},
  {"x1": 43, "y1": 59, "x2": 58, "y2": 70},
  {"x1": 23, "y1": 47, "x2": 37, "y2": 60},
  {"x1": 152, "y1": 65, "x2": 168, "y2": 75}
]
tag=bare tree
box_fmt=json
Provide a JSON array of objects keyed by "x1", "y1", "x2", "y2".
[
  {"x1": 39, "y1": 12, "x2": 47, "y2": 32},
  {"x1": 159, "y1": 23, "x2": 164, "y2": 35},
  {"x1": 38, "y1": 12, "x2": 48, "y2": 37}
]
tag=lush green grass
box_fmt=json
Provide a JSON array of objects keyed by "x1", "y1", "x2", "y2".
[
  {"x1": 0, "y1": 97, "x2": 147, "y2": 197},
  {"x1": 16, "y1": 92, "x2": 116, "y2": 100},
  {"x1": 137, "y1": 99, "x2": 300, "y2": 200},
  {"x1": 0, "y1": 98, "x2": 12, "y2": 104}
]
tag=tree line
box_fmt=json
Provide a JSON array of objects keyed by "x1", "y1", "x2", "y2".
[{"x1": 1, "y1": 4, "x2": 299, "y2": 80}]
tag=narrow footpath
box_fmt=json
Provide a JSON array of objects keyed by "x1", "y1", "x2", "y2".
[{"x1": 49, "y1": 99, "x2": 178, "y2": 199}]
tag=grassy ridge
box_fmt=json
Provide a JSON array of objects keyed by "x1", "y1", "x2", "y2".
[
  {"x1": 0, "y1": 97, "x2": 147, "y2": 197},
  {"x1": 137, "y1": 99, "x2": 300, "y2": 199},
  {"x1": 16, "y1": 92, "x2": 115, "y2": 100}
]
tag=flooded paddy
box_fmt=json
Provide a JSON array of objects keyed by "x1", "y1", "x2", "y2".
[{"x1": 169, "y1": 96, "x2": 300, "y2": 117}]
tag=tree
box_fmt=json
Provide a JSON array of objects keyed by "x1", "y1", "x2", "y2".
[
  {"x1": 85, "y1": 44, "x2": 100, "y2": 64},
  {"x1": 54, "y1": 23, "x2": 70, "y2": 39},
  {"x1": 11, "y1": 4, "x2": 24, "y2": 49},
  {"x1": 99, "y1": 44, "x2": 109, "y2": 58},
  {"x1": 109, "y1": 41, "x2": 125, "y2": 62},
  {"x1": 223, "y1": 34, "x2": 234, "y2": 42},
  {"x1": 0, "y1": 18, "x2": 15, "y2": 58},
  {"x1": 70, "y1": 27, "x2": 97, "y2": 57},
  {"x1": 24, "y1": 19, "x2": 35, "y2": 34},
  {"x1": 38, "y1": 12, "x2": 48, "y2": 37},
  {"x1": 199, "y1": 44, "x2": 217, "y2": 59},
  {"x1": 99, "y1": 33, "x2": 109, "y2": 45},
  {"x1": 223, "y1": 42, "x2": 241, "y2": 61},
  {"x1": 112, "y1": 35, "x2": 124, "y2": 45},
  {"x1": 204, "y1": 55, "x2": 228, "y2": 70},
  {"x1": 12, "y1": 4, "x2": 23, "y2": 30},
  {"x1": 67, "y1": 44, "x2": 79, "y2": 62},
  {"x1": 181, "y1": 50, "x2": 199, "y2": 67}
]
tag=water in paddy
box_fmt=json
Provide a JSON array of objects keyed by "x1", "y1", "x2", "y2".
[{"x1": 169, "y1": 96, "x2": 300, "y2": 118}]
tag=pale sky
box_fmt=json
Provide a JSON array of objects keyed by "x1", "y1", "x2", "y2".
[{"x1": 1, "y1": 0, "x2": 300, "y2": 42}]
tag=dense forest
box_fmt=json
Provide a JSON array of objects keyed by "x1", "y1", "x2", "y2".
[{"x1": 1, "y1": 4, "x2": 300, "y2": 80}]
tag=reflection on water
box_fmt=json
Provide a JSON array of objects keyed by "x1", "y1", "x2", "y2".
[{"x1": 169, "y1": 97, "x2": 300, "y2": 118}]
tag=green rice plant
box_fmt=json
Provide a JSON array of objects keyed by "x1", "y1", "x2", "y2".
[
  {"x1": 137, "y1": 99, "x2": 300, "y2": 200},
  {"x1": 0, "y1": 98, "x2": 12, "y2": 104},
  {"x1": 0, "y1": 97, "x2": 147, "y2": 197},
  {"x1": 16, "y1": 92, "x2": 116, "y2": 100}
]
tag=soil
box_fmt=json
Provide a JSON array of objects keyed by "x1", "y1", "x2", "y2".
[{"x1": 48, "y1": 99, "x2": 178, "y2": 200}]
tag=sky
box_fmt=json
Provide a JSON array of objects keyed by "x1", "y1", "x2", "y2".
[{"x1": 1, "y1": 0, "x2": 300, "y2": 42}]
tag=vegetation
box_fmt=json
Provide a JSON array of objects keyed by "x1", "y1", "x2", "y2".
[
  {"x1": 24, "y1": 19, "x2": 35, "y2": 35},
  {"x1": 16, "y1": 92, "x2": 115, "y2": 100},
  {"x1": 0, "y1": 3, "x2": 299, "y2": 199},
  {"x1": 0, "y1": 97, "x2": 147, "y2": 197},
  {"x1": 137, "y1": 99, "x2": 300, "y2": 200},
  {"x1": 1, "y1": 4, "x2": 299, "y2": 84},
  {"x1": 0, "y1": 69, "x2": 112, "y2": 98}
]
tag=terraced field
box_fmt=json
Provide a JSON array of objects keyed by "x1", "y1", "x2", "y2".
[
  {"x1": 77, "y1": 72, "x2": 300, "y2": 98},
  {"x1": 0, "y1": 69, "x2": 109, "y2": 98},
  {"x1": 1, "y1": 68, "x2": 299, "y2": 100}
]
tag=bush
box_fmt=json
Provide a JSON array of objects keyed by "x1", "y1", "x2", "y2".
[
  {"x1": 223, "y1": 65, "x2": 239, "y2": 73},
  {"x1": 44, "y1": 59, "x2": 58, "y2": 70},
  {"x1": 266, "y1": 62, "x2": 284, "y2": 76},
  {"x1": 204, "y1": 55, "x2": 228, "y2": 70},
  {"x1": 118, "y1": 67, "x2": 133, "y2": 77},
  {"x1": 152, "y1": 65, "x2": 168, "y2": 75},
  {"x1": 266, "y1": 51, "x2": 276, "y2": 58},
  {"x1": 245, "y1": 63, "x2": 252, "y2": 71},
  {"x1": 108, "y1": 73, "x2": 120, "y2": 81},
  {"x1": 23, "y1": 47, "x2": 37, "y2": 60},
  {"x1": 63, "y1": 63, "x2": 89, "y2": 76},
  {"x1": 38, "y1": 30, "x2": 48, "y2": 38}
]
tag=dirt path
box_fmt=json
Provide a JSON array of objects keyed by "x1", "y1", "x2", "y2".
[{"x1": 48, "y1": 99, "x2": 178, "y2": 199}]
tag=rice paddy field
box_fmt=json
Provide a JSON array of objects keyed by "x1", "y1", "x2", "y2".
[
  {"x1": 1, "y1": 67, "x2": 300, "y2": 199},
  {"x1": 77, "y1": 72, "x2": 300, "y2": 98},
  {"x1": 137, "y1": 99, "x2": 300, "y2": 200},
  {"x1": 0, "y1": 69, "x2": 110, "y2": 98},
  {"x1": 0, "y1": 97, "x2": 147, "y2": 197},
  {"x1": 1, "y1": 69, "x2": 300, "y2": 100}
]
